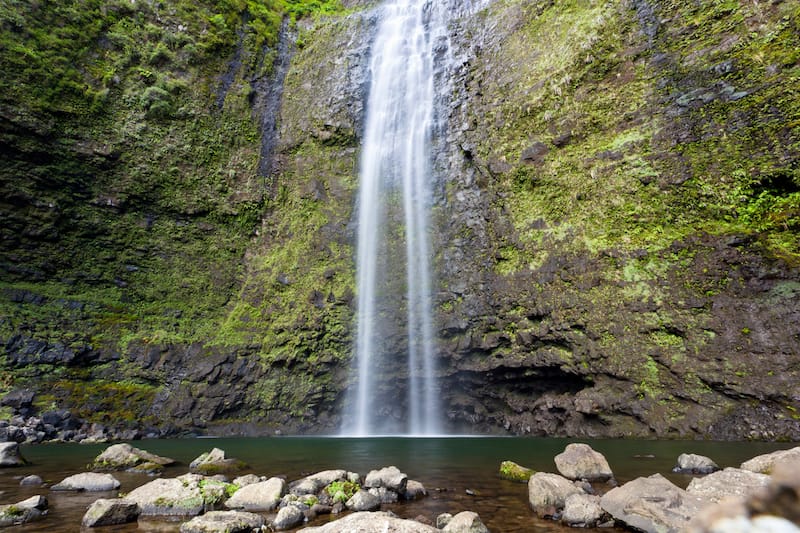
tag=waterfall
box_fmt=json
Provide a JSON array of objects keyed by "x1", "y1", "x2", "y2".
[{"x1": 344, "y1": 0, "x2": 456, "y2": 436}]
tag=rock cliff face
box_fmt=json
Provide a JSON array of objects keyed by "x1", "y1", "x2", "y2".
[{"x1": 1, "y1": 0, "x2": 798, "y2": 439}]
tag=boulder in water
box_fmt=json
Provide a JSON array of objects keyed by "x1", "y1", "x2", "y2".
[
  {"x1": 499, "y1": 460, "x2": 534, "y2": 482},
  {"x1": 0, "y1": 442, "x2": 27, "y2": 466},
  {"x1": 51, "y1": 472, "x2": 120, "y2": 492},
  {"x1": 528, "y1": 472, "x2": 584, "y2": 518},
  {"x1": 346, "y1": 489, "x2": 381, "y2": 512},
  {"x1": 554, "y1": 443, "x2": 614, "y2": 482},
  {"x1": 19, "y1": 475, "x2": 43, "y2": 486},
  {"x1": 686, "y1": 468, "x2": 770, "y2": 503},
  {"x1": 126, "y1": 473, "x2": 230, "y2": 516},
  {"x1": 600, "y1": 473, "x2": 706, "y2": 533},
  {"x1": 673, "y1": 453, "x2": 720, "y2": 475},
  {"x1": 740, "y1": 446, "x2": 800, "y2": 474},
  {"x1": 562, "y1": 493, "x2": 606, "y2": 527},
  {"x1": 189, "y1": 448, "x2": 246, "y2": 475},
  {"x1": 91, "y1": 443, "x2": 175, "y2": 473},
  {"x1": 0, "y1": 495, "x2": 47, "y2": 527},
  {"x1": 224, "y1": 477, "x2": 285, "y2": 511},
  {"x1": 290, "y1": 469, "x2": 348, "y2": 495},
  {"x1": 364, "y1": 466, "x2": 407, "y2": 493},
  {"x1": 81, "y1": 498, "x2": 140, "y2": 527},
  {"x1": 273, "y1": 503, "x2": 306, "y2": 530}
]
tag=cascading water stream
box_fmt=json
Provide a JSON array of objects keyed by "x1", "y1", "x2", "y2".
[{"x1": 345, "y1": 0, "x2": 448, "y2": 436}]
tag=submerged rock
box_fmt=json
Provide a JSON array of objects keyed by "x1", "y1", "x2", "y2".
[
  {"x1": 600, "y1": 473, "x2": 706, "y2": 533},
  {"x1": 224, "y1": 477, "x2": 285, "y2": 511},
  {"x1": 528, "y1": 472, "x2": 584, "y2": 518},
  {"x1": 180, "y1": 510, "x2": 264, "y2": 533},
  {"x1": 81, "y1": 498, "x2": 140, "y2": 527},
  {"x1": 51, "y1": 472, "x2": 120, "y2": 492},
  {"x1": 299, "y1": 511, "x2": 438, "y2": 532},
  {"x1": 499, "y1": 460, "x2": 534, "y2": 482},
  {"x1": 673, "y1": 453, "x2": 720, "y2": 475},
  {"x1": 554, "y1": 443, "x2": 614, "y2": 482}
]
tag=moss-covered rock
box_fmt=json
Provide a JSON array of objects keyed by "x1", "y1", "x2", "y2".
[{"x1": 499, "y1": 460, "x2": 534, "y2": 482}]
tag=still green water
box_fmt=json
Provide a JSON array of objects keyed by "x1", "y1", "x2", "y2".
[{"x1": 2, "y1": 437, "x2": 796, "y2": 531}]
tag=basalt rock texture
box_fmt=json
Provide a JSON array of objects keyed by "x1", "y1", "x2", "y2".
[{"x1": 0, "y1": 0, "x2": 798, "y2": 439}]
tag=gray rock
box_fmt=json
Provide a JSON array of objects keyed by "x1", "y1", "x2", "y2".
[
  {"x1": 225, "y1": 477, "x2": 286, "y2": 511},
  {"x1": 299, "y1": 511, "x2": 438, "y2": 532},
  {"x1": 91, "y1": 443, "x2": 175, "y2": 472},
  {"x1": 51, "y1": 472, "x2": 120, "y2": 491},
  {"x1": 740, "y1": 447, "x2": 800, "y2": 474},
  {"x1": 20, "y1": 475, "x2": 43, "y2": 486},
  {"x1": 528, "y1": 472, "x2": 584, "y2": 518},
  {"x1": 437, "y1": 513, "x2": 454, "y2": 529},
  {"x1": 441, "y1": 511, "x2": 489, "y2": 533},
  {"x1": 0, "y1": 442, "x2": 27, "y2": 466},
  {"x1": 673, "y1": 453, "x2": 720, "y2": 474},
  {"x1": 189, "y1": 448, "x2": 246, "y2": 474},
  {"x1": 686, "y1": 468, "x2": 770, "y2": 503},
  {"x1": 554, "y1": 443, "x2": 614, "y2": 482},
  {"x1": 125, "y1": 474, "x2": 208, "y2": 516},
  {"x1": 404, "y1": 480, "x2": 427, "y2": 500},
  {"x1": 600, "y1": 473, "x2": 707, "y2": 533},
  {"x1": 273, "y1": 503, "x2": 305, "y2": 530},
  {"x1": 346, "y1": 489, "x2": 381, "y2": 511},
  {"x1": 562, "y1": 493, "x2": 605, "y2": 527},
  {"x1": 364, "y1": 466, "x2": 407, "y2": 492},
  {"x1": 180, "y1": 510, "x2": 265, "y2": 533},
  {"x1": 81, "y1": 498, "x2": 140, "y2": 527},
  {"x1": 232, "y1": 474, "x2": 262, "y2": 487},
  {"x1": 368, "y1": 486, "x2": 399, "y2": 503},
  {"x1": 0, "y1": 495, "x2": 47, "y2": 527},
  {"x1": 290, "y1": 469, "x2": 347, "y2": 495}
]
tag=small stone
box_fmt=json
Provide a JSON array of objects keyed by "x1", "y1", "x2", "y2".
[{"x1": 404, "y1": 479, "x2": 427, "y2": 500}]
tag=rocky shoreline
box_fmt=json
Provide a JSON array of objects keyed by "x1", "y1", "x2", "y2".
[{"x1": 0, "y1": 441, "x2": 798, "y2": 531}]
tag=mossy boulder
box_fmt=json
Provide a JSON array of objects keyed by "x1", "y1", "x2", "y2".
[{"x1": 499, "y1": 460, "x2": 534, "y2": 482}]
